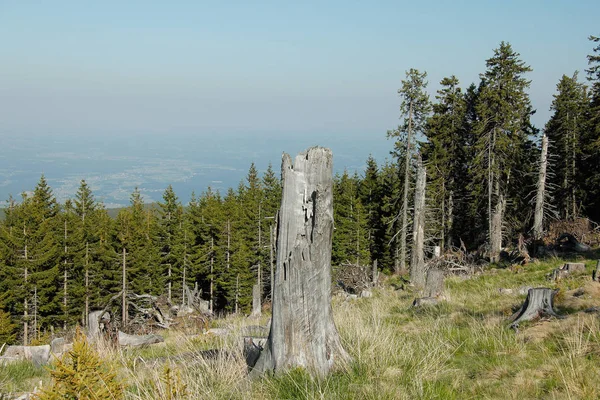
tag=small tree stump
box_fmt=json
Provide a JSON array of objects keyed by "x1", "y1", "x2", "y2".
[
  {"x1": 549, "y1": 262, "x2": 586, "y2": 281},
  {"x1": 593, "y1": 260, "x2": 600, "y2": 281},
  {"x1": 412, "y1": 297, "x2": 439, "y2": 307},
  {"x1": 510, "y1": 288, "x2": 560, "y2": 329},
  {"x1": 424, "y1": 269, "x2": 444, "y2": 298},
  {"x1": 250, "y1": 284, "x2": 261, "y2": 317}
]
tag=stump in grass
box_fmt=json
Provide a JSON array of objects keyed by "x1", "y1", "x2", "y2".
[
  {"x1": 510, "y1": 287, "x2": 560, "y2": 329},
  {"x1": 549, "y1": 262, "x2": 586, "y2": 281},
  {"x1": 592, "y1": 260, "x2": 600, "y2": 281},
  {"x1": 424, "y1": 269, "x2": 444, "y2": 298},
  {"x1": 250, "y1": 147, "x2": 349, "y2": 377}
]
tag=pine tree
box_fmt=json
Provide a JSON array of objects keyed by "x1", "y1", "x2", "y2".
[
  {"x1": 545, "y1": 72, "x2": 588, "y2": 220},
  {"x1": 333, "y1": 171, "x2": 370, "y2": 268},
  {"x1": 423, "y1": 76, "x2": 468, "y2": 250},
  {"x1": 582, "y1": 35, "x2": 600, "y2": 222},
  {"x1": 359, "y1": 155, "x2": 385, "y2": 265},
  {"x1": 387, "y1": 69, "x2": 431, "y2": 273},
  {"x1": 472, "y1": 42, "x2": 535, "y2": 261}
]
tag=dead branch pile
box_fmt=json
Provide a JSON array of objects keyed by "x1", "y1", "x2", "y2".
[
  {"x1": 425, "y1": 247, "x2": 482, "y2": 274},
  {"x1": 334, "y1": 262, "x2": 372, "y2": 294},
  {"x1": 545, "y1": 218, "x2": 600, "y2": 248}
]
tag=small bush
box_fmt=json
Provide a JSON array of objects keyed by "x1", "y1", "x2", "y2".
[{"x1": 37, "y1": 326, "x2": 124, "y2": 400}]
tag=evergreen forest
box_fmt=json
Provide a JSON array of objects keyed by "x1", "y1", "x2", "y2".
[{"x1": 1, "y1": 37, "x2": 600, "y2": 346}]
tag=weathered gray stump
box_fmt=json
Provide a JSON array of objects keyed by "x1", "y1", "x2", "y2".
[
  {"x1": 117, "y1": 331, "x2": 164, "y2": 347},
  {"x1": 424, "y1": 269, "x2": 444, "y2": 298},
  {"x1": 410, "y1": 157, "x2": 427, "y2": 288},
  {"x1": 251, "y1": 284, "x2": 262, "y2": 317},
  {"x1": 550, "y1": 262, "x2": 586, "y2": 281},
  {"x1": 412, "y1": 297, "x2": 439, "y2": 307},
  {"x1": 0, "y1": 345, "x2": 51, "y2": 366},
  {"x1": 533, "y1": 133, "x2": 548, "y2": 241},
  {"x1": 250, "y1": 147, "x2": 349, "y2": 377},
  {"x1": 510, "y1": 288, "x2": 560, "y2": 329},
  {"x1": 593, "y1": 260, "x2": 600, "y2": 281},
  {"x1": 87, "y1": 310, "x2": 110, "y2": 341}
]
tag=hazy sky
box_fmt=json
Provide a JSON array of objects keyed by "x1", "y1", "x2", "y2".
[{"x1": 1, "y1": 1, "x2": 599, "y2": 140}]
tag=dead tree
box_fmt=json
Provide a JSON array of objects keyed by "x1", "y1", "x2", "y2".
[
  {"x1": 549, "y1": 262, "x2": 586, "y2": 282},
  {"x1": 250, "y1": 147, "x2": 349, "y2": 377},
  {"x1": 424, "y1": 269, "x2": 444, "y2": 298},
  {"x1": 593, "y1": 260, "x2": 600, "y2": 281},
  {"x1": 251, "y1": 284, "x2": 261, "y2": 317},
  {"x1": 510, "y1": 288, "x2": 560, "y2": 329},
  {"x1": 533, "y1": 133, "x2": 549, "y2": 241},
  {"x1": 410, "y1": 156, "x2": 426, "y2": 288}
]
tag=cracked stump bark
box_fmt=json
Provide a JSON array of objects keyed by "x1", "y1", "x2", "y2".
[{"x1": 250, "y1": 147, "x2": 349, "y2": 377}]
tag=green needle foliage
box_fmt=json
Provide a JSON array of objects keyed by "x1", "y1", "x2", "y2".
[{"x1": 38, "y1": 327, "x2": 123, "y2": 400}]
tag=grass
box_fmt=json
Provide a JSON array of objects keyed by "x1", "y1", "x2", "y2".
[{"x1": 3, "y1": 253, "x2": 600, "y2": 399}]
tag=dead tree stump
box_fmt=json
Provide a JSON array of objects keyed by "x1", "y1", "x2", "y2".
[
  {"x1": 424, "y1": 269, "x2": 444, "y2": 298},
  {"x1": 549, "y1": 262, "x2": 586, "y2": 281},
  {"x1": 251, "y1": 284, "x2": 262, "y2": 317},
  {"x1": 410, "y1": 156, "x2": 427, "y2": 288},
  {"x1": 593, "y1": 260, "x2": 600, "y2": 281},
  {"x1": 510, "y1": 288, "x2": 560, "y2": 329},
  {"x1": 250, "y1": 147, "x2": 349, "y2": 377}
]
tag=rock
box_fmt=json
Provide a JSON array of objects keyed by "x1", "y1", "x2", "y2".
[
  {"x1": 498, "y1": 288, "x2": 514, "y2": 294},
  {"x1": 50, "y1": 337, "x2": 66, "y2": 353},
  {"x1": 360, "y1": 290, "x2": 373, "y2": 298}
]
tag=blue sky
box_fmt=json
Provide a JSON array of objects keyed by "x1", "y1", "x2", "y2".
[{"x1": 1, "y1": 1, "x2": 599, "y2": 140}]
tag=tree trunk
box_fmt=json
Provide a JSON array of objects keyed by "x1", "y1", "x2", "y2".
[
  {"x1": 251, "y1": 147, "x2": 349, "y2": 377},
  {"x1": 372, "y1": 259, "x2": 379, "y2": 287},
  {"x1": 593, "y1": 260, "x2": 600, "y2": 282},
  {"x1": 398, "y1": 102, "x2": 414, "y2": 274},
  {"x1": 251, "y1": 284, "x2": 261, "y2": 317},
  {"x1": 85, "y1": 242, "x2": 89, "y2": 327},
  {"x1": 424, "y1": 269, "x2": 444, "y2": 298},
  {"x1": 490, "y1": 179, "x2": 504, "y2": 263},
  {"x1": 410, "y1": 157, "x2": 427, "y2": 287},
  {"x1": 534, "y1": 133, "x2": 549, "y2": 240},
  {"x1": 122, "y1": 247, "x2": 127, "y2": 326},
  {"x1": 510, "y1": 288, "x2": 560, "y2": 329}
]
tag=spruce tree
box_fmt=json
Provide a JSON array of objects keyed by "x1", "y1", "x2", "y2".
[
  {"x1": 472, "y1": 42, "x2": 535, "y2": 261},
  {"x1": 545, "y1": 72, "x2": 588, "y2": 220},
  {"x1": 387, "y1": 69, "x2": 431, "y2": 273}
]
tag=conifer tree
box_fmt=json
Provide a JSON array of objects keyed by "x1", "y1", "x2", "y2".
[
  {"x1": 582, "y1": 35, "x2": 600, "y2": 222},
  {"x1": 545, "y1": 72, "x2": 588, "y2": 220},
  {"x1": 359, "y1": 155, "x2": 385, "y2": 264},
  {"x1": 157, "y1": 185, "x2": 184, "y2": 303},
  {"x1": 388, "y1": 69, "x2": 431, "y2": 273},
  {"x1": 472, "y1": 42, "x2": 535, "y2": 261},
  {"x1": 423, "y1": 76, "x2": 468, "y2": 250}
]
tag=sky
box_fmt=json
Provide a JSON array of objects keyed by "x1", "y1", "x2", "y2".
[{"x1": 1, "y1": 1, "x2": 599, "y2": 140}]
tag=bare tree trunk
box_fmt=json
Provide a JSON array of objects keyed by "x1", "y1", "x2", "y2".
[
  {"x1": 210, "y1": 237, "x2": 214, "y2": 313},
  {"x1": 490, "y1": 179, "x2": 504, "y2": 263},
  {"x1": 270, "y1": 222, "x2": 275, "y2": 299},
  {"x1": 24, "y1": 242, "x2": 28, "y2": 346},
  {"x1": 63, "y1": 220, "x2": 68, "y2": 330},
  {"x1": 410, "y1": 156, "x2": 427, "y2": 288},
  {"x1": 398, "y1": 102, "x2": 414, "y2": 274},
  {"x1": 372, "y1": 259, "x2": 379, "y2": 287},
  {"x1": 534, "y1": 134, "x2": 549, "y2": 241},
  {"x1": 447, "y1": 188, "x2": 454, "y2": 249},
  {"x1": 251, "y1": 147, "x2": 349, "y2": 377},
  {"x1": 251, "y1": 284, "x2": 261, "y2": 317},
  {"x1": 122, "y1": 247, "x2": 127, "y2": 326},
  {"x1": 84, "y1": 242, "x2": 89, "y2": 327}
]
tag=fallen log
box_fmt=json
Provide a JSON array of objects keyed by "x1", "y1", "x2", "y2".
[
  {"x1": 510, "y1": 288, "x2": 560, "y2": 329},
  {"x1": 0, "y1": 345, "x2": 51, "y2": 366},
  {"x1": 412, "y1": 297, "x2": 439, "y2": 307},
  {"x1": 117, "y1": 331, "x2": 164, "y2": 347}
]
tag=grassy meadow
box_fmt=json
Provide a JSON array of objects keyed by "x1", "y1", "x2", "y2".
[{"x1": 2, "y1": 252, "x2": 600, "y2": 399}]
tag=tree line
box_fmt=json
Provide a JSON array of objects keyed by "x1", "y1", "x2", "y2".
[{"x1": 1, "y1": 37, "x2": 600, "y2": 344}]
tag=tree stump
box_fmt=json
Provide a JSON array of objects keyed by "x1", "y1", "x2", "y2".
[
  {"x1": 251, "y1": 284, "x2": 262, "y2": 317},
  {"x1": 424, "y1": 269, "x2": 444, "y2": 298},
  {"x1": 593, "y1": 260, "x2": 600, "y2": 281},
  {"x1": 510, "y1": 288, "x2": 560, "y2": 329},
  {"x1": 250, "y1": 147, "x2": 349, "y2": 377},
  {"x1": 412, "y1": 297, "x2": 439, "y2": 307},
  {"x1": 549, "y1": 262, "x2": 586, "y2": 281}
]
